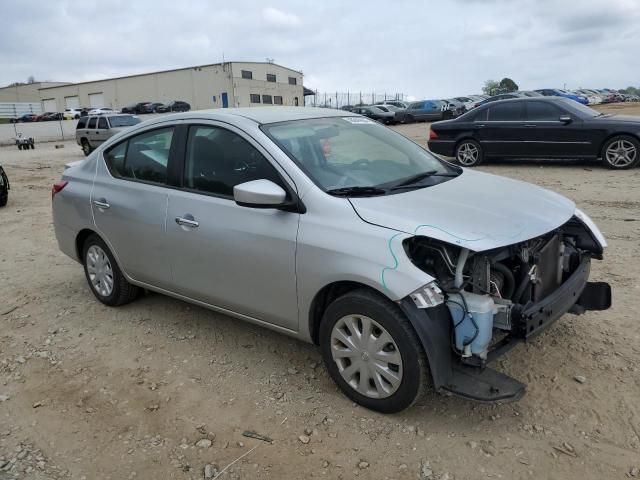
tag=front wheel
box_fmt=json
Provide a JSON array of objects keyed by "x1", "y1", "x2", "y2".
[
  {"x1": 82, "y1": 234, "x2": 140, "y2": 306},
  {"x1": 81, "y1": 139, "x2": 92, "y2": 156},
  {"x1": 319, "y1": 289, "x2": 428, "y2": 413},
  {"x1": 602, "y1": 135, "x2": 640, "y2": 169},
  {"x1": 455, "y1": 139, "x2": 483, "y2": 167}
]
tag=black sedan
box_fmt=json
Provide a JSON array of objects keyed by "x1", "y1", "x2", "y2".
[
  {"x1": 156, "y1": 100, "x2": 191, "y2": 113},
  {"x1": 428, "y1": 97, "x2": 640, "y2": 169}
]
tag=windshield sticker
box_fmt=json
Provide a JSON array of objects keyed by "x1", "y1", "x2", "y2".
[{"x1": 343, "y1": 117, "x2": 376, "y2": 125}]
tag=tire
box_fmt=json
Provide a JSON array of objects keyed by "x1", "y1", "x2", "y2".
[
  {"x1": 319, "y1": 289, "x2": 428, "y2": 413},
  {"x1": 30, "y1": 142, "x2": 34, "y2": 150},
  {"x1": 82, "y1": 234, "x2": 140, "y2": 307},
  {"x1": 0, "y1": 188, "x2": 7, "y2": 207},
  {"x1": 81, "y1": 139, "x2": 92, "y2": 156},
  {"x1": 455, "y1": 139, "x2": 483, "y2": 167},
  {"x1": 17, "y1": 144, "x2": 22, "y2": 150},
  {"x1": 601, "y1": 135, "x2": 640, "y2": 169}
]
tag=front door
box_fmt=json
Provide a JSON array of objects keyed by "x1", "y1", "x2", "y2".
[
  {"x1": 522, "y1": 101, "x2": 594, "y2": 158},
  {"x1": 91, "y1": 126, "x2": 175, "y2": 288},
  {"x1": 94, "y1": 116, "x2": 109, "y2": 146},
  {"x1": 166, "y1": 123, "x2": 299, "y2": 330},
  {"x1": 221, "y1": 92, "x2": 228, "y2": 108}
]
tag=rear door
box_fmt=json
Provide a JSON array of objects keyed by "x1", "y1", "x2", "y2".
[
  {"x1": 94, "y1": 117, "x2": 109, "y2": 145},
  {"x1": 85, "y1": 117, "x2": 98, "y2": 147},
  {"x1": 522, "y1": 101, "x2": 594, "y2": 158},
  {"x1": 479, "y1": 102, "x2": 527, "y2": 157},
  {"x1": 91, "y1": 126, "x2": 175, "y2": 288}
]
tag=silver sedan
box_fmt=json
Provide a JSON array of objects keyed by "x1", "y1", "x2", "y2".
[{"x1": 52, "y1": 107, "x2": 610, "y2": 412}]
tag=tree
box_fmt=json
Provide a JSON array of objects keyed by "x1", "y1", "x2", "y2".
[
  {"x1": 482, "y1": 79, "x2": 500, "y2": 96},
  {"x1": 27, "y1": 75, "x2": 35, "y2": 84},
  {"x1": 499, "y1": 77, "x2": 518, "y2": 93}
]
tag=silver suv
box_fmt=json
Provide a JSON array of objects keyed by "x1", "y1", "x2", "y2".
[
  {"x1": 53, "y1": 108, "x2": 611, "y2": 412},
  {"x1": 76, "y1": 114, "x2": 140, "y2": 156}
]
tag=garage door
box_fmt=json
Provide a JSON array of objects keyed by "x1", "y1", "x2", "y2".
[
  {"x1": 42, "y1": 99, "x2": 57, "y2": 112},
  {"x1": 65, "y1": 96, "x2": 80, "y2": 109},
  {"x1": 89, "y1": 93, "x2": 104, "y2": 108}
]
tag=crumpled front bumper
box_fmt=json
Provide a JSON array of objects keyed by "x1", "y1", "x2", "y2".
[{"x1": 399, "y1": 255, "x2": 611, "y2": 404}]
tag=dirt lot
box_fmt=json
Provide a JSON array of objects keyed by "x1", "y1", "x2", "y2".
[{"x1": 0, "y1": 117, "x2": 639, "y2": 480}]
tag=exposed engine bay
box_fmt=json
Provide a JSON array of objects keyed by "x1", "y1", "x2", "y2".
[{"x1": 403, "y1": 216, "x2": 611, "y2": 365}]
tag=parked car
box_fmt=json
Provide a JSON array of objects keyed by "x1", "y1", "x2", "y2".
[
  {"x1": 573, "y1": 90, "x2": 603, "y2": 105},
  {"x1": 340, "y1": 105, "x2": 355, "y2": 112},
  {"x1": 517, "y1": 91, "x2": 543, "y2": 98},
  {"x1": 428, "y1": 97, "x2": 640, "y2": 169},
  {"x1": 373, "y1": 104, "x2": 405, "y2": 115},
  {"x1": 76, "y1": 114, "x2": 141, "y2": 156},
  {"x1": 451, "y1": 96, "x2": 478, "y2": 110},
  {"x1": 0, "y1": 163, "x2": 9, "y2": 207},
  {"x1": 41, "y1": 112, "x2": 63, "y2": 121},
  {"x1": 534, "y1": 89, "x2": 588, "y2": 105},
  {"x1": 89, "y1": 107, "x2": 118, "y2": 115},
  {"x1": 351, "y1": 105, "x2": 397, "y2": 124},
  {"x1": 443, "y1": 99, "x2": 466, "y2": 116},
  {"x1": 376, "y1": 100, "x2": 409, "y2": 109},
  {"x1": 10, "y1": 113, "x2": 38, "y2": 123},
  {"x1": 397, "y1": 100, "x2": 454, "y2": 123},
  {"x1": 15, "y1": 133, "x2": 35, "y2": 150},
  {"x1": 52, "y1": 107, "x2": 611, "y2": 412},
  {"x1": 63, "y1": 108, "x2": 82, "y2": 120},
  {"x1": 476, "y1": 93, "x2": 522, "y2": 107},
  {"x1": 155, "y1": 100, "x2": 191, "y2": 113},
  {"x1": 121, "y1": 102, "x2": 154, "y2": 114},
  {"x1": 149, "y1": 102, "x2": 164, "y2": 113}
]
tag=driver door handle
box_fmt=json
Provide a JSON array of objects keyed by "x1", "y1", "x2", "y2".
[
  {"x1": 524, "y1": 124, "x2": 537, "y2": 127},
  {"x1": 93, "y1": 199, "x2": 110, "y2": 209},
  {"x1": 175, "y1": 216, "x2": 199, "y2": 228}
]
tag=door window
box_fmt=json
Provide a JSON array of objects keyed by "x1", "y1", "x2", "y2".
[
  {"x1": 488, "y1": 102, "x2": 524, "y2": 121},
  {"x1": 525, "y1": 102, "x2": 562, "y2": 121},
  {"x1": 98, "y1": 117, "x2": 108, "y2": 129},
  {"x1": 183, "y1": 126, "x2": 284, "y2": 197},
  {"x1": 104, "y1": 128, "x2": 174, "y2": 184},
  {"x1": 87, "y1": 117, "x2": 97, "y2": 129}
]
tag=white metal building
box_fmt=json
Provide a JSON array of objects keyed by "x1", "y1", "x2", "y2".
[{"x1": 37, "y1": 61, "x2": 304, "y2": 112}]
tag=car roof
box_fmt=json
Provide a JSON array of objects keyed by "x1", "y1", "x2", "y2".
[{"x1": 154, "y1": 107, "x2": 354, "y2": 125}]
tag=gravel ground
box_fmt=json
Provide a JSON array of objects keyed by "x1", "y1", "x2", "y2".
[{"x1": 0, "y1": 114, "x2": 639, "y2": 479}]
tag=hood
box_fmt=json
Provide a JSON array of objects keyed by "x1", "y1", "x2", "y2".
[
  {"x1": 349, "y1": 169, "x2": 575, "y2": 252},
  {"x1": 597, "y1": 114, "x2": 640, "y2": 124}
]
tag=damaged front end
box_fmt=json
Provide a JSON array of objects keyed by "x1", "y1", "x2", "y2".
[{"x1": 399, "y1": 211, "x2": 612, "y2": 403}]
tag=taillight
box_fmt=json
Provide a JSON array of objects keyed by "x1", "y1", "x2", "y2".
[
  {"x1": 429, "y1": 129, "x2": 438, "y2": 140},
  {"x1": 52, "y1": 180, "x2": 68, "y2": 200}
]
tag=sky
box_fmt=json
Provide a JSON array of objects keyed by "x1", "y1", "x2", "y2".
[{"x1": 1, "y1": 0, "x2": 639, "y2": 99}]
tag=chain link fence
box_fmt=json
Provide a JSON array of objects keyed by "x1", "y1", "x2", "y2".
[{"x1": 305, "y1": 92, "x2": 407, "y2": 109}]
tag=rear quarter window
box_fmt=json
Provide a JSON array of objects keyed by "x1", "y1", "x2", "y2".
[{"x1": 77, "y1": 118, "x2": 87, "y2": 129}]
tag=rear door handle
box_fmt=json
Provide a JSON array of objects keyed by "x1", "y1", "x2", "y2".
[
  {"x1": 175, "y1": 215, "x2": 199, "y2": 228},
  {"x1": 524, "y1": 124, "x2": 537, "y2": 127},
  {"x1": 93, "y1": 199, "x2": 110, "y2": 209},
  {"x1": 475, "y1": 124, "x2": 485, "y2": 128}
]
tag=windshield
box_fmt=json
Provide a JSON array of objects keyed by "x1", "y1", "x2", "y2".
[
  {"x1": 262, "y1": 117, "x2": 457, "y2": 193},
  {"x1": 108, "y1": 115, "x2": 141, "y2": 127}
]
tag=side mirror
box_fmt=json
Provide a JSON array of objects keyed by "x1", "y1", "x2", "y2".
[
  {"x1": 233, "y1": 179, "x2": 287, "y2": 209},
  {"x1": 559, "y1": 115, "x2": 572, "y2": 124}
]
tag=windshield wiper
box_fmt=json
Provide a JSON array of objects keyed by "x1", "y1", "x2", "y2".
[
  {"x1": 326, "y1": 186, "x2": 388, "y2": 197},
  {"x1": 389, "y1": 170, "x2": 459, "y2": 190}
]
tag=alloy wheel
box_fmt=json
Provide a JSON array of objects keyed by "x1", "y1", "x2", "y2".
[
  {"x1": 457, "y1": 142, "x2": 479, "y2": 166},
  {"x1": 330, "y1": 315, "x2": 403, "y2": 399},
  {"x1": 605, "y1": 139, "x2": 637, "y2": 167},
  {"x1": 86, "y1": 245, "x2": 114, "y2": 297}
]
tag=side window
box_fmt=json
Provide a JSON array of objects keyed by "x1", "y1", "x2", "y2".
[
  {"x1": 266, "y1": 73, "x2": 276, "y2": 82},
  {"x1": 241, "y1": 70, "x2": 252, "y2": 80},
  {"x1": 288, "y1": 77, "x2": 297, "y2": 85},
  {"x1": 274, "y1": 96, "x2": 283, "y2": 105},
  {"x1": 250, "y1": 94, "x2": 261, "y2": 103},
  {"x1": 468, "y1": 109, "x2": 488, "y2": 122},
  {"x1": 77, "y1": 117, "x2": 87, "y2": 129},
  {"x1": 87, "y1": 117, "x2": 97, "y2": 129},
  {"x1": 183, "y1": 126, "x2": 284, "y2": 198},
  {"x1": 104, "y1": 128, "x2": 173, "y2": 184},
  {"x1": 262, "y1": 95, "x2": 273, "y2": 104},
  {"x1": 488, "y1": 103, "x2": 524, "y2": 121},
  {"x1": 526, "y1": 102, "x2": 562, "y2": 121},
  {"x1": 98, "y1": 117, "x2": 108, "y2": 129}
]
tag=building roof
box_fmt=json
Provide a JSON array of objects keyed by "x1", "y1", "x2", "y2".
[{"x1": 38, "y1": 61, "x2": 302, "y2": 90}]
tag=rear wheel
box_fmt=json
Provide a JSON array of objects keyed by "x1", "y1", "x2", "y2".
[
  {"x1": 0, "y1": 169, "x2": 8, "y2": 207},
  {"x1": 455, "y1": 139, "x2": 483, "y2": 167},
  {"x1": 602, "y1": 135, "x2": 640, "y2": 169},
  {"x1": 81, "y1": 139, "x2": 92, "y2": 156},
  {"x1": 82, "y1": 234, "x2": 140, "y2": 306},
  {"x1": 319, "y1": 289, "x2": 428, "y2": 413}
]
